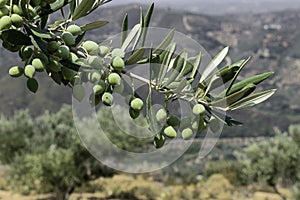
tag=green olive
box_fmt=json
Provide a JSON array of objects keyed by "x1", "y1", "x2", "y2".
[
  {"x1": 102, "y1": 92, "x2": 113, "y2": 106},
  {"x1": 32, "y1": 58, "x2": 45, "y2": 72},
  {"x1": 67, "y1": 24, "x2": 82, "y2": 36},
  {"x1": 24, "y1": 65, "x2": 36, "y2": 78},
  {"x1": 0, "y1": 6, "x2": 9, "y2": 18},
  {"x1": 82, "y1": 40, "x2": 99, "y2": 55},
  {"x1": 12, "y1": 5, "x2": 23, "y2": 16},
  {"x1": 99, "y1": 45, "x2": 110, "y2": 56},
  {"x1": 0, "y1": 0, "x2": 7, "y2": 8},
  {"x1": 111, "y1": 48, "x2": 125, "y2": 58},
  {"x1": 47, "y1": 59, "x2": 62, "y2": 72},
  {"x1": 0, "y1": 15, "x2": 12, "y2": 30},
  {"x1": 9, "y1": 66, "x2": 23, "y2": 78},
  {"x1": 61, "y1": 67, "x2": 74, "y2": 80},
  {"x1": 87, "y1": 56, "x2": 103, "y2": 69},
  {"x1": 108, "y1": 72, "x2": 121, "y2": 86},
  {"x1": 164, "y1": 126, "x2": 177, "y2": 138},
  {"x1": 20, "y1": 46, "x2": 33, "y2": 60},
  {"x1": 181, "y1": 128, "x2": 194, "y2": 140},
  {"x1": 130, "y1": 98, "x2": 144, "y2": 111},
  {"x1": 36, "y1": 52, "x2": 49, "y2": 65},
  {"x1": 61, "y1": 31, "x2": 75, "y2": 46},
  {"x1": 193, "y1": 104, "x2": 205, "y2": 115},
  {"x1": 93, "y1": 80, "x2": 106, "y2": 95},
  {"x1": 11, "y1": 14, "x2": 23, "y2": 28},
  {"x1": 56, "y1": 45, "x2": 70, "y2": 60},
  {"x1": 47, "y1": 41, "x2": 59, "y2": 53},
  {"x1": 112, "y1": 56, "x2": 125, "y2": 72},
  {"x1": 156, "y1": 108, "x2": 167, "y2": 123}
]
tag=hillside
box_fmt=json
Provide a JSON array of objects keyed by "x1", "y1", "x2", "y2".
[{"x1": 0, "y1": 4, "x2": 300, "y2": 137}]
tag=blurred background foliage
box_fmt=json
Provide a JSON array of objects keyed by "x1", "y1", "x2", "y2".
[{"x1": 0, "y1": 105, "x2": 299, "y2": 199}]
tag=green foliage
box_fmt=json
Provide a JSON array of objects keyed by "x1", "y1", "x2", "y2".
[
  {"x1": 204, "y1": 160, "x2": 244, "y2": 185},
  {"x1": 0, "y1": 106, "x2": 116, "y2": 199},
  {"x1": 240, "y1": 125, "x2": 300, "y2": 197}
]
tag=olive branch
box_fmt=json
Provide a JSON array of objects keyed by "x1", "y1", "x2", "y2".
[{"x1": 0, "y1": 0, "x2": 276, "y2": 148}]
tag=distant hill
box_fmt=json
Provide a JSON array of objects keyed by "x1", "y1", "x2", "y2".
[
  {"x1": 1, "y1": 4, "x2": 300, "y2": 137},
  {"x1": 107, "y1": 0, "x2": 300, "y2": 15}
]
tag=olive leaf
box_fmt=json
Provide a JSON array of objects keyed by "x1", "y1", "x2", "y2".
[
  {"x1": 121, "y1": 13, "x2": 128, "y2": 46},
  {"x1": 157, "y1": 42, "x2": 177, "y2": 85},
  {"x1": 146, "y1": 86, "x2": 160, "y2": 135},
  {"x1": 40, "y1": 0, "x2": 74, "y2": 17},
  {"x1": 226, "y1": 72, "x2": 274, "y2": 96},
  {"x1": 72, "y1": 0, "x2": 97, "y2": 20},
  {"x1": 228, "y1": 89, "x2": 277, "y2": 110},
  {"x1": 153, "y1": 29, "x2": 175, "y2": 55},
  {"x1": 142, "y1": 3, "x2": 154, "y2": 46},
  {"x1": 81, "y1": 21, "x2": 109, "y2": 31},
  {"x1": 125, "y1": 48, "x2": 146, "y2": 65},
  {"x1": 121, "y1": 24, "x2": 141, "y2": 51},
  {"x1": 28, "y1": 24, "x2": 52, "y2": 39},
  {"x1": 1, "y1": 29, "x2": 32, "y2": 45},
  {"x1": 200, "y1": 46, "x2": 229, "y2": 82}
]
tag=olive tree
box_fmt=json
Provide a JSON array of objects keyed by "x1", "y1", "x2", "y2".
[
  {"x1": 0, "y1": 0, "x2": 276, "y2": 147},
  {"x1": 240, "y1": 125, "x2": 300, "y2": 199},
  {"x1": 0, "y1": 105, "x2": 151, "y2": 199}
]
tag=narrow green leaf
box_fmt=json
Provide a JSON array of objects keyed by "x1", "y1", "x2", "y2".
[
  {"x1": 81, "y1": 21, "x2": 109, "y2": 31},
  {"x1": 29, "y1": 35, "x2": 48, "y2": 53},
  {"x1": 189, "y1": 52, "x2": 202, "y2": 80},
  {"x1": 203, "y1": 59, "x2": 245, "y2": 88},
  {"x1": 226, "y1": 71, "x2": 274, "y2": 96},
  {"x1": 200, "y1": 46, "x2": 229, "y2": 82},
  {"x1": 75, "y1": 32, "x2": 86, "y2": 46},
  {"x1": 209, "y1": 109, "x2": 243, "y2": 126},
  {"x1": 21, "y1": 0, "x2": 29, "y2": 19},
  {"x1": 125, "y1": 48, "x2": 146, "y2": 65},
  {"x1": 142, "y1": 3, "x2": 154, "y2": 46},
  {"x1": 153, "y1": 29, "x2": 175, "y2": 55},
  {"x1": 132, "y1": 7, "x2": 144, "y2": 51},
  {"x1": 174, "y1": 78, "x2": 188, "y2": 96},
  {"x1": 29, "y1": 24, "x2": 52, "y2": 39},
  {"x1": 157, "y1": 42, "x2": 176, "y2": 85},
  {"x1": 72, "y1": 0, "x2": 97, "y2": 20},
  {"x1": 1, "y1": 30, "x2": 32, "y2": 45},
  {"x1": 204, "y1": 74, "x2": 219, "y2": 97},
  {"x1": 228, "y1": 89, "x2": 276, "y2": 110},
  {"x1": 211, "y1": 83, "x2": 256, "y2": 107},
  {"x1": 24, "y1": 25, "x2": 48, "y2": 52},
  {"x1": 61, "y1": 60, "x2": 81, "y2": 72},
  {"x1": 164, "y1": 50, "x2": 188, "y2": 86},
  {"x1": 224, "y1": 57, "x2": 251, "y2": 96},
  {"x1": 40, "y1": 0, "x2": 73, "y2": 17},
  {"x1": 68, "y1": 0, "x2": 77, "y2": 19},
  {"x1": 121, "y1": 13, "x2": 128, "y2": 46},
  {"x1": 146, "y1": 86, "x2": 160, "y2": 135},
  {"x1": 40, "y1": 15, "x2": 49, "y2": 29},
  {"x1": 121, "y1": 24, "x2": 141, "y2": 51}
]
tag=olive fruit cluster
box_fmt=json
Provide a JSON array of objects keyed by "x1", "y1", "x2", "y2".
[
  {"x1": 72, "y1": 45, "x2": 127, "y2": 108},
  {"x1": 153, "y1": 103, "x2": 210, "y2": 148},
  {"x1": 0, "y1": 0, "x2": 24, "y2": 52}
]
